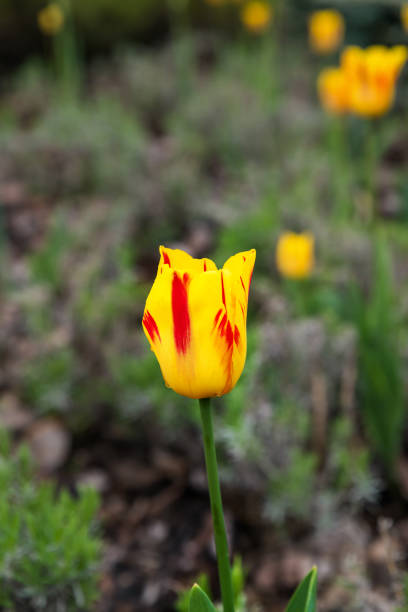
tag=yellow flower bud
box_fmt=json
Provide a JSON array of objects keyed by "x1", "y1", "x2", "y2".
[
  {"x1": 241, "y1": 1, "x2": 272, "y2": 34},
  {"x1": 308, "y1": 10, "x2": 345, "y2": 55},
  {"x1": 318, "y1": 67, "x2": 349, "y2": 115},
  {"x1": 142, "y1": 246, "x2": 256, "y2": 399},
  {"x1": 276, "y1": 232, "x2": 314, "y2": 280},
  {"x1": 37, "y1": 3, "x2": 64, "y2": 36}
]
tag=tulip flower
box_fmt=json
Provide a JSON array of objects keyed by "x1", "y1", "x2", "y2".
[
  {"x1": 240, "y1": 1, "x2": 272, "y2": 34},
  {"x1": 37, "y1": 3, "x2": 64, "y2": 36},
  {"x1": 340, "y1": 45, "x2": 408, "y2": 118},
  {"x1": 318, "y1": 67, "x2": 349, "y2": 115},
  {"x1": 142, "y1": 246, "x2": 256, "y2": 399},
  {"x1": 276, "y1": 232, "x2": 314, "y2": 280},
  {"x1": 308, "y1": 10, "x2": 345, "y2": 55}
]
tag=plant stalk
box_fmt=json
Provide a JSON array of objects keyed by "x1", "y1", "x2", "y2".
[{"x1": 199, "y1": 397, "x2": 235, "y2": 612}]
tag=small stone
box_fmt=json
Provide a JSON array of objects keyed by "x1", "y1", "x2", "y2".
[
  {"x1": 278, "y1": 551, "x2": 315, "y2": 590},
  {"x1": 254, "y1": 556, "x2": 277, "y2": 592},
  {"x1": 0, "y1": 394, "x2": 33, "y2": 431},
  {"x1": 367, "y1": 538, "x2": 392, "y2": 588},
  {"x1": 76, "y1": 469, "x2": 110, "y2": 493},
  {"x1": 26, "y1": 418, "x2": 70, "y2": 472}
]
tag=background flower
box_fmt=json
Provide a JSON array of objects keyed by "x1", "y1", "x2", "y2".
[
  {"x1": 276, "y1": 232, "x2": 315, "y2": 279},
  {"x1": 308, "y1": 9, "x2": 344, "y2": 55},
  {"x1": 37, "y1": 3, "x2": 64, "y2": 36},
  {"x1": 241, "y1": 1, "x2": 272, "y2": 34}
]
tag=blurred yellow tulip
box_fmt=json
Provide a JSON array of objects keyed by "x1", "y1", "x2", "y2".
[
  {"x1": 341, "y1": 45, "x2": 408, "y2": 117},
  {"x1": 318, "y1": 67, "x2": 349, "y2": 115},
  {"x1": 308, "y1": 10, "x2": 345, "y2": 55},
  {"x1": 241, "y1": 1, "x2": 272, "y2": 34},
  {"x1": 276, "y1": 233, "x2": 314, "y2": 280},
  {"x1": 401, "y1": 4, "x2": 408, "y2": 32},
  {"x1": 142, "y1": 246, "x2": 256, "y2": 399},
  {"x1": 37, "y1": 3, "x2": 64, "y2": 36}
]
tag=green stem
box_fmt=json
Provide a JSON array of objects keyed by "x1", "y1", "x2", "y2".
[
  {"x1": 328, "y1": 116, "x2": 351, "y2": 221},
  {"x1": 199, "y1": 398, "x2": 235, "y2": 612},
  {"x1": 363, "y1": 119, "x2": 378, "y2": 223}
]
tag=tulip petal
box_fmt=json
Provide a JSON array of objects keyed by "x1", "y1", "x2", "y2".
[
  {"x1": 188, "y1": 269, "x2": 245, "y2": 397},
  {"x1": 159, "y1": 246, "x2": 217, "y2": 275},
  {"x1": 223, "y1": 249, "x2": 256, "y2": 310}
]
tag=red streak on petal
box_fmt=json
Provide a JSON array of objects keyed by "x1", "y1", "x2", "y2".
[
  {"x1": 172, "y1": 272, "x2": 191, "y2": 354},
  {"x1": 218, "y1": 313, "x2": 227, "y2": 335},
  {"x1": 240, "y1": 276, "x2": 246, "y2": 293},
  {"x1": 213, "y1": 308, "x2": 223, "y2": 329},
  {"x1": 243, "y1": 256, "x2": 246, "y2": 262},
  {"x1": 221, "y1": 272, "x2": 226, "y2": 307},
  {"x1": 162, "y1": 250, "x2": 171, "y2": 266},
  {"x1": 225, "y1": 321, "x2": 233, "y2": 349},
  {"x1": 376, "y1": 72, "x2": 389, "y2": 91},
  {"x1": 240, "y1": 303, "x2": 245, "y2": 318},
  {"x1": 143, "y1": 310, "x2": 161, "y2": 343},
  {"x1": 203, "y1": 260, "x2": 207, "y2": 271},
  {"x1": 234, "y1": 325, "x2": 240, "y2": 346},
  {"x1": 183, "y1": 272, "x2": 190, "y2": 285},
  {"x1": 248, "y1": 269, "x2": 253, "y2": 290}
]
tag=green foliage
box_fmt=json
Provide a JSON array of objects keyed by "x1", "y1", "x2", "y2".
[
  {"x1": 285, "y1": 567, "x2": 317, "y2": 612},
  {"x1": 23, "y1": 348, "x2": 75, "y2": 415},
  {"x1": 29, "y1": 212, "x2": 72, "y2": 292},
  {"x1": 0, "y1": 430, "x2": 101, "y2": 611},
  {"x1": 328, "y1": 417, "x2": 379, "y2": 505},
  {"x1": 231, "y1": 556, "x2": 247, "y2": 611},
  {"x1": 170, "y1": 76, "x2": 275, "y2": 171},
  {"x1": 177, "y1": 574, "x2": 212, "y2": 612},
  {"x1": 176, "y1": 558, "x2": 249, "y2": 612},
  {"x1": 8, "y1": 96, "x2": 146, "y2": 197},
  {"x1": 215, "y1": 189, "x2": 279, "y2": 276},
  {"x1": 347, "y1": 235, "x2": 405, "y2": 476},
  {"x1": 396, "y1": 574, "x2": 408, "y2": 612},
  {"x1": 75, "y1": 244, "x2": 141, "y2": 333},
  {"x1": 265, "y1": 448, "x2": 318, "y2": 524},
  {"x1": 189, "y1": 584, "x2": 217, "y2": 612}
]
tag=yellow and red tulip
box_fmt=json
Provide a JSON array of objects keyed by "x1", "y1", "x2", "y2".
[
  {"x1": 308, "y1": 9, "x2": 345, "y2": 55},
  {"x1": 142, "y1": 246, "x2": 256, "y2": 399}
]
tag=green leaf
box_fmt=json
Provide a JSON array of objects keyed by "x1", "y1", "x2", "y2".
[
  {"x1": 189, "y1": 584, "x2": 217, "y2": 612},
  {"x1": 285, "y1": 567, "x2": 317, "y2": 612}
]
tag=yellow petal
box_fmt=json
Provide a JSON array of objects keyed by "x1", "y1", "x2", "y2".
[
  {"x1": 223, "y1": 249, "x2": 256, "y2": 309},
  {"x1": 159, "y1": 245, "x2": 217, "y2": 276},
  {"x1": 318, "y1": 67, "x2": 349, "y2": 115}
]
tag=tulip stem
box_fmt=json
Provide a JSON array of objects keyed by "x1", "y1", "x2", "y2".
[
  {"x1": 328, "y1": 116, "x2": 351, "y2": 221},
  {"x1": 199, "y1": 398, "x2": 235, "y2": 612}
]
